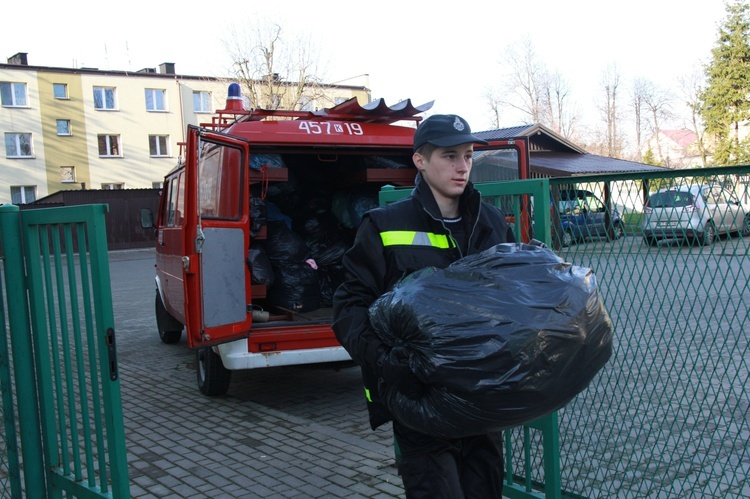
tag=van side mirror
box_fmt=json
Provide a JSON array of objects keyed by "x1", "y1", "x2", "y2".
[{"x1": 141, "y1": 208, "x2": 154, "y2": 229}]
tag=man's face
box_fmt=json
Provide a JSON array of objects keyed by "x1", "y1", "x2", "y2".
[{"x1": 413, "y1": 142, "x2": 475, "y2": 203}]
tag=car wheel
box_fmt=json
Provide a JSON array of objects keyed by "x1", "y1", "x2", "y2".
[
  {"x1": 741, "y1": 214, "x2": 750, "y2": 237},
  {"x1": 700, "y1": 223, "x2": 716, "y2": 246},
  {"x1": 156, "y1": 292, "x2": 183, "y2": 344},
  {"x1": 197, "y1": 347, "x2": 232, "y2": 396},
  {"x1": 643, "y1": 236, "x2": 659, "y2": 247},
  {"x1": 562, "y1": 229, "x2": 574, "y2": 247},
  {"x1": 609, "y1": 222, "x2": 625, "y2": 241}
]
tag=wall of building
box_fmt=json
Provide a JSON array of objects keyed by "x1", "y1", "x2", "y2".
[{"x1": 0, "y1": 67, "x2": 48, "y2": 202}]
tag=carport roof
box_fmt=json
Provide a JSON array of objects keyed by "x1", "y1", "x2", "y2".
[
  {"x1": 476, "y1": 123, "x2": 666, "y2": 177},
  {"x1": 531, "y1": 152, "x2": 665, "y2": 176}
]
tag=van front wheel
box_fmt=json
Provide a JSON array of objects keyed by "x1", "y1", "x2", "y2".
[{"x1": 196, "y1": 347, "x2": 232, "y2": 396}]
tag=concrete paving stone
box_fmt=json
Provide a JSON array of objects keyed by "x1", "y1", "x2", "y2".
[
  {"x1": 374, "y1": 480, "x2": 405, "y2": 496},
  {"x1": 321, "y1": 483, "x2": 356, "y2": 497},
  {"x1": 155, "y1": 474, "x2": 182, "y2": 488}
]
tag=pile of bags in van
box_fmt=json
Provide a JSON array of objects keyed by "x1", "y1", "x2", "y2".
[{"x1": 247, "y1": 154, "x2": 382, "y2": 313}]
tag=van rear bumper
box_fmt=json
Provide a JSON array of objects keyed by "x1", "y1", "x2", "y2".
[{"x1": 217, "y1": 340, "x2": 351, "y2": 369}]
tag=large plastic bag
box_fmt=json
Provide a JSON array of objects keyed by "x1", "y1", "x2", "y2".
[{"x1": 368, "y1": 243, "x2": 613, "y2": 438}]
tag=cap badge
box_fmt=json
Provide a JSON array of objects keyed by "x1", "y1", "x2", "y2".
[{"x1": 453, "y1": 116, "x2": 465, "y2": 132}]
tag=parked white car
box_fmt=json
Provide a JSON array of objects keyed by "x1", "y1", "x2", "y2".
[{"x1": 642, "y1": 184, "x2": 750, "y2": 246}]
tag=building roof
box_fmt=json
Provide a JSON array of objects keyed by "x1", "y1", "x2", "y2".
[
  {"x1": 660, "y1": 129, "x2": 697, "y2": 148},
  {"x1": 476, "y1": 123, "x2": 665, "y2": 177},
  {"x1": 530, "y1": 152, "x2": 665, "y2": 176}
]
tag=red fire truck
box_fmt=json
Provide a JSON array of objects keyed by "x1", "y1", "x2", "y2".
[{"x1": 148, "y1": 83, "x2": 529, "y2": 395}]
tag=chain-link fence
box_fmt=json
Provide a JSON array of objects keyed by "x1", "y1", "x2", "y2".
[{"x1": 504, "y1": 165, "x2": 749, "y2": 498}]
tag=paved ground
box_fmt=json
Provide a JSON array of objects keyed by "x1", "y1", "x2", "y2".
[{"x1": 110, "y1": 248, "x2": 405, "y2": 498}]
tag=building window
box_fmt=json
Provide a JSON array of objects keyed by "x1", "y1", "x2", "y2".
[
  {"x1": 53, "y1": 83, "x2": 68, "y2": 99},
  {"x1": 145, "y1": 89, "x2": 167, "y2": 111},
  {"x1": 299, "y1": 97, "x2": 313, "y2": 111},
  {"x1": 193, "y1": 91, "x2": 211, "y2": 113},
  {"x1": 93, "y1": 86, "x2": 117, "y2": 110},
  {"x1": 152, "y1": 181, "x2": 164, "y2": 189},
  {"x1": 10, "y1": 185, "x2": 36, "y2": 204},
  {"x1": 149, "y1": 135, "x2": 170, "y2": 157},
  {"x1": 57, "y1": 120, "x2": 72, "y2": 135},
  {"x1": 334, "y1": 97, "x2": 347, "y2": 105},
  {"x1": 5, "y1": 133, "x2": 33, "y2": 157},
  {"x1": 0, "y1": 82, "x2": 28, "y2": 107},
  {"x1": 61, "y1": 166, "x2": 76, "y2": 183},
  {"x1": 97, "y1": 134, "x2": 121, "y2": 157},
  {"x1": 101, "y1": 183, "x2": 124, "y2": 190}
]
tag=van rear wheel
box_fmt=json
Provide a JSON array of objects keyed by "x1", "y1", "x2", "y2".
[
  {"x1": 156, "y1": 292, "x2": 183, "y2": 344},
  {"x1": 197, "y1": 347, "x2": 232, "y2": 396}
]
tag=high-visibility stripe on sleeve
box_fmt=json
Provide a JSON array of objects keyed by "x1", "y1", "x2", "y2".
[{"x1": 380, "y1": 230, "x2": 454, "y2": 249}]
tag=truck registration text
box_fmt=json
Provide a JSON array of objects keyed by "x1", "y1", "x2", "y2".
[{"x1": 298, "y1": 122, "x2": 363, "y2": 135}]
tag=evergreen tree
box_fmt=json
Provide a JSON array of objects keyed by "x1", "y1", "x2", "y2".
[{"x1": 699, "y1": 1, "x2": 750, "y2": 165}]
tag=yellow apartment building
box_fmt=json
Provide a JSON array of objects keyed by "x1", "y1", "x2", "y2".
[{"x1": 0, "y1": 53, "x2": 370, "y2": 205}]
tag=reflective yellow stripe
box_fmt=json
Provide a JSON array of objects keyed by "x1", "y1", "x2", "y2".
[
  {"x1": 380, "y1": 230, "x2": 454, "y2": 248},
  {"x1": 365, "y1": 387, "x2": 372, "y2": 402}
]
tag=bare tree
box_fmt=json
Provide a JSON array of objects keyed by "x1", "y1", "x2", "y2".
[
  {"x1": 483, "y1": 87, "x2": 503, "y2": 129},
  {"x1": 640, "y1": 81, "x2": 675, "y2": 166},
  {"x1": 499, "y1": 38, "x2": 547, "y2": 124},
  {"x1": 490, "y1": 38, "x2": 579, "y2": 138},
  {"x1": 543, "y1": 70, "x2": 578, "y2": 140},
  {"x1": 679, "y1": 67, "x2": 710, "y2": 166},
  {"x1": 631, "y1": 78, "x2": 648, "y2": 161},
  {"x1": 597, "y1": 63, "x2": 624, "y2": 158},
  {"x1": 223, "y1": 20, "x2": 328, "y2": 111}
]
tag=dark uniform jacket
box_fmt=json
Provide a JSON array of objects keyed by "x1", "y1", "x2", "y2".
[{"x1": 332, "y1": 173, "x2": 516, "y2": 429}]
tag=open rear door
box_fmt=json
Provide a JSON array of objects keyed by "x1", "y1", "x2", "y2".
[{"x1": 183, "y1": 126, "x2": 252, "y2": 348}]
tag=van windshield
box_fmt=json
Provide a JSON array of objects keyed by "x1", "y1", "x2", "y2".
[{"x1": 648, "y1": 191, "x2": 694, "y2": 208}]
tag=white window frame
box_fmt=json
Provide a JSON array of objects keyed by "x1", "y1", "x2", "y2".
[
  {"x1": 97, "y1": 134, "x2": 121, "y2": 157},
  {"x1": 5, "y1": 133, "x2": 33, "y2": 158},
  {"x1": 145, "y1": 88, "x2": 167, "y2": 111},
  {"x1": 149, "y1": 135, "x2": 170, "y2": 157},
  {"x1": 0, "y1": 82, "x2": 28, "y2": 107},
  {"x1": 193, "y1": 91, "x2": 211, "y2": 113},
  {"x1": 101, "y1": 183, "x2": 125, "y2": 190},
  {"x1": 53, "y1": 83, "x2": 69, "y2": 99},
  {"x1": 93, "y1": 86, "x2": 117, "y2": 110},
  {"x1": 60, "y1": 166, "x2": 76, "y2": 183},
  {"x1": 57, "y1": 119, "x2": 72, "y2": 136},
  {"x1": 10, "y1": 185, "x2": 36, "y2": 204}
]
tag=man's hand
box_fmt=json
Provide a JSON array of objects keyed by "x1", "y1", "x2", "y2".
[{"x1": 376, "y1": 346, "x2": 424, "y2": 399}]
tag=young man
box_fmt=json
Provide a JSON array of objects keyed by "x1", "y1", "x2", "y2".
[{"x1": 333, "y1": 114, "x2": 515, "y2": 498}]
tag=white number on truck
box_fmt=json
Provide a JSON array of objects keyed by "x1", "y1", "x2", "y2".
[{"x1": 298, "y1": 122, "x2": 363, "y2": 135}]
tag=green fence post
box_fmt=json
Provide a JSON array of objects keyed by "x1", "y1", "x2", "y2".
[{"x1": 0, "y1": 204, "x2": 47, "y2": 498}]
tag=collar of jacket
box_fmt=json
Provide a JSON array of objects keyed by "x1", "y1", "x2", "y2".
[{"x1": 410, "y1": 171, "x2": 481, "y2": 221}]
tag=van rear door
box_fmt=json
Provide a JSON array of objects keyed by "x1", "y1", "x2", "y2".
[{"x1": 183, "y1": 125, "x2": 252, "y2": 348}]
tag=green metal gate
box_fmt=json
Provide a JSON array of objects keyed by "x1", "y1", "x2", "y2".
[{"x1": 0, "y1": 203, "x2": 129, "y2": 498}]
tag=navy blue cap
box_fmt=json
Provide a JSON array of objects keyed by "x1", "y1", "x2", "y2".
[{"x1": 413, "y1": 114, "x2": 488, "y2": 152}]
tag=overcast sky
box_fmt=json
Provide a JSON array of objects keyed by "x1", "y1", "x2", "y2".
[{"x1": 2, "y1": 0, "x2": 731, "y2": 132}]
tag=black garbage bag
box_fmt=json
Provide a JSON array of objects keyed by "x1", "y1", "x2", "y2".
[
  {"x1": 247, "y1": 246, "x2": 275, "y2": 286},
  {"x1": 368, "y1": 243, "x2": 613, "y2": 438},
  {"x1": 268, "y1": 261, "x2": 320, "y2": 313},
  {"x1": 265, "y1": 220, "x2": 307, "y2": 264},
  {"x1": 250, "y1": 196, "x2": 267, "y2": 238}
]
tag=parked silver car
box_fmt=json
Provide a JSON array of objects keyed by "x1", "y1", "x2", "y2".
[{"x1": 642, "y1": 184, "x2": 750, "y2": 246}]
